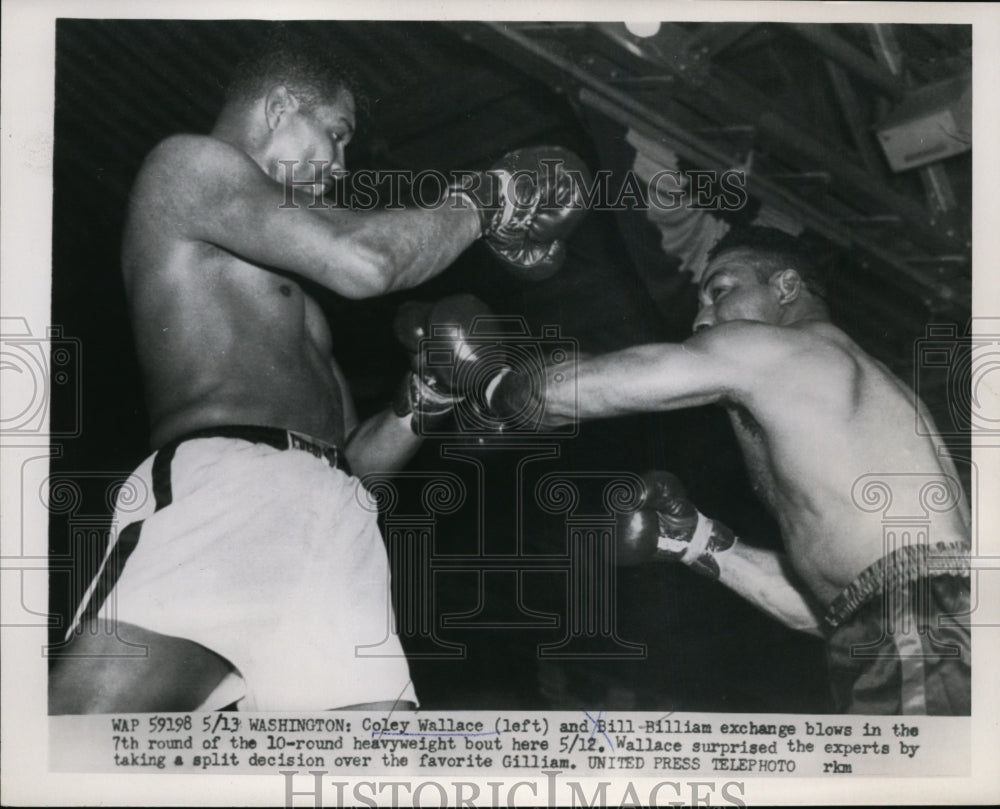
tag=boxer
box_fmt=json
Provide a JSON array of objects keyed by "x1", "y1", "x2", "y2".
[
  {"x1": 49, "y1": 37, "x2": 589, "y2": 713},
  {"x1": 422, "y1": 226, "x2": 971, "y2": 715}
]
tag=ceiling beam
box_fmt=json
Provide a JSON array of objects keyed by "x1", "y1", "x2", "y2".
[
  {"x1": 578, "y1": 88, "x2": 936, "y2": 298},
  {"x1": 866, "y1": 23, "x2": 961, "y2": 220},
  {"x1": 823, "y1": 60, "x2": 887, "y2": 179},
  {"x1": 591, "y1": 22, "x2": 961, "y2": 257},
  {"x1": 786, "y1": 23, "x2": 905, "y2": 100},
  {"x1": 450, "y1": 21, "x2": 966, "y2": 314}
]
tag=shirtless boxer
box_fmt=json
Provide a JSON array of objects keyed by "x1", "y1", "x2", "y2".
[
  {"x1": 49, "y1": 41, "x2": 588, "y2": 713},
  {"x1": 432, "y1": 225, "x2": 971, "y2": 714}
]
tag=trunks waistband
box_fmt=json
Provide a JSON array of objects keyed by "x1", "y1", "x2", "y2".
[
  {"x1": 823, "y1": 540, "x2": 970, "y2": 630},
  {"x1": 160, "y1": 425, "x2": 352, "y2": 475}
]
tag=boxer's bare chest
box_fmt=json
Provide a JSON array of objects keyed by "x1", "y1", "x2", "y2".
[{"x1": 133, "y1": 239, "x2": 347, "y2": 446}]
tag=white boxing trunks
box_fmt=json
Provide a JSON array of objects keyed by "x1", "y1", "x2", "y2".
[{"x1": 69, "y1": 425, "x2": 417, "y2": 711}]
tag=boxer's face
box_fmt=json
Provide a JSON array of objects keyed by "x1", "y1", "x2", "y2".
[
  {"x1": 264, "y1": 86, "x2": 355, "y2": 193},
  {"x1": 693, "y1": 248, "x2": 782, "y2": 332}
]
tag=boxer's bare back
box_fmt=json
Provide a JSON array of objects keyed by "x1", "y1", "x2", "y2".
[
  {"x1": 544, "y1": 248, "x2": 968, "y2": 608},
  {"x1": 717, "y1": 319, "x2": 966, "y2": 605}
]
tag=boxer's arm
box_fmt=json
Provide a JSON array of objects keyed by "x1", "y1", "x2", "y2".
[
  {"x1": 135, "y1": 135, "x2": 480, "y2": 299},
  {"x1": 700, "y1": 541, "x2": 825, "y2": 636},
  {"x1": 495, "y1": 323, "x2": 773, "y2": 427},
  {"x1": 344, "y1": 409, "x2": 423, "y2": 477},
  {"x1": 635, "y1": 471, "x2": 824, "y2": 635},
  {"x1": 332, "y1": 361, "x2": 422, "y2": 476}
]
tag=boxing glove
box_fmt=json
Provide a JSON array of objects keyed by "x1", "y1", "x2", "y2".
[
  {"x1": 452, "y1": 146, "x2": 592, "y2": 281},
  {"x1": 392, "y1": 295, "x2": 496, "y2": 434},
  {"x1": 615, "y1": 470, "x2": 736, "y2": 578},
  {"x1": 393, "y1": 299, "x2": 431, "y2": 356}
]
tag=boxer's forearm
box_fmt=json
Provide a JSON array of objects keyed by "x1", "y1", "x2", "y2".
[
  {"x1": 704, "y1": 542, "x2": 825, "y2": 636},
  {"x1": 531, "y1": 343, "x2": 728, "y2": 427},
  {"x1": 344, "y1": 409, "x2": 423, "y2": 477},
  {"x1": 317, "y1": 200, "x2": 482, "y2": 297}
]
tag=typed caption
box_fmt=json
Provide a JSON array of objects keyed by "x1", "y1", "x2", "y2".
[{"x1": 50, "y1": 710, "x2": 968, "y2": 777}]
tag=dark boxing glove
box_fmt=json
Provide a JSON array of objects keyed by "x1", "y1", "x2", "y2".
[
  {"x1": 452, "y1": 146, "x2": 592, "y2": 281},
  {"x1": 392, "y1": 295, "x2": 496, "y2": 434},
  {"x1": 395, "y1": 294, "x2": 569, "y2": 435},
  {"x1": 614, "y1": 470, "x2": 736, "y2": 578},
  {"x1": 482, "y1": 366, "x2": 539, "y2": 431},
  {"x1": 391, "y1": 369, "x2": 460, "y2": 434}
]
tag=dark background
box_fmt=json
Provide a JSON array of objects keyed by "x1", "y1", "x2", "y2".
[{"x1": 48, "y1": 19, "x2": 972, "y2": 712}]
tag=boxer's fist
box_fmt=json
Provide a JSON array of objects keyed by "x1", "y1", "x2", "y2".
[
  {"x1": 614, "y1": 471, "x2": 736, "y2": 578},
  {"x1": 614, "y1": 471, "x2": 694, "y2": 566},
  {"x1": 641, "y1": 470, "x2": 700, "y2": 562},
  {"x1": 392, "y1": 299, "x2": 458, "y2": 433},
  {"x1": 393, "y1": 299, "x2": 432, "y2": 356},
  {"x1": 614, "y1": 504, "x2": 660, "y2": 566},
  {"x1": 392, "y1": 295, "x2": 497, "y2": 433},
  {"x1": 392, "y1": 370, "x2": 459, "y2": 433},
  {"x1": 454, "y1": 146, "x2": 592, "y2": 281},
  {"x1": 417, "y1": 294, "x2": 496, "y2": 393}
]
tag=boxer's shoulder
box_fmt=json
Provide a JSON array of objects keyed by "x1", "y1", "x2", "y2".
[
  {"x1": 689, "y1": 320, "x2": 798, "y2": 360},
  {"x1": 145, "y1": 133, "x2": 242, "y2": 165},
  {"x1": 135, "y1": 135, "x2": 256, "y2": 198},
  {"x1": 128, "y1": 135, "x2": 266, "y2": 244},
  {"x1": 719, "y1": 319, "x2": 849, "y2": 353},
  {"x1": 691, "y1": 321, "x2": 859, "y2": 389}
]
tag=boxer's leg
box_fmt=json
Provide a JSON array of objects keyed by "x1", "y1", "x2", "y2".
[{"x1": 49, "y1": 619, "x2": 234, "y2": 714}]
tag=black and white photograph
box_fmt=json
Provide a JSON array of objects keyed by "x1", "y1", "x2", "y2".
[{"x1": 2, "y1": 1, "x2": 998, "y2": 806}]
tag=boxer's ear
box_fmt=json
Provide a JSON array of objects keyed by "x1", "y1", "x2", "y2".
[
  {"x1": 264, "y1": 85, "x2": 297, "y2": 130},
  {"x1": 769, "y1": 268, "x2": 802, "y2": 306}
]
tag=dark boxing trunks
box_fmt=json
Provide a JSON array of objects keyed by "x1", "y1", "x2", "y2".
[{"x1": 824, "y1": 541, "x2": 970, "y2": 715}]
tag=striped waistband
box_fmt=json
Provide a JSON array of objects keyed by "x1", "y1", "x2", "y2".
[
  {"x1": 159, "y1": 425, "x2": 352, "y2": 475},
  {"x1": 823, "y1": 541, "x2": 971, "y2": 630}
]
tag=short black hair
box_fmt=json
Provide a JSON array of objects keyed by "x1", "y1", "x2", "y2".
[
  {"x1": 707, "y1": 225, "x2": 828, "y2": 301},
  {"x1": 226, "y1": 29, "x2": 366, "y2": 117}
]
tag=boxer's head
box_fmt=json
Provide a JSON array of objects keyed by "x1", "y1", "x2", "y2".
[
  {"x1": 693, "y1": 226, "x2": 829, "y2": 332},
  {"x1": 217, "y1": 35, "x2": 365, "y2": 192}
]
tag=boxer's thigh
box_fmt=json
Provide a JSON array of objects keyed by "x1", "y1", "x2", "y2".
[{"x1": 49, "y1": 619, "x2": 234, "y2": 714}]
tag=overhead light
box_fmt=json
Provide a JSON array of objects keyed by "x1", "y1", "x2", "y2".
[{"x1": 624, "y1": 21, "x2": 661, "y2": 38}]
